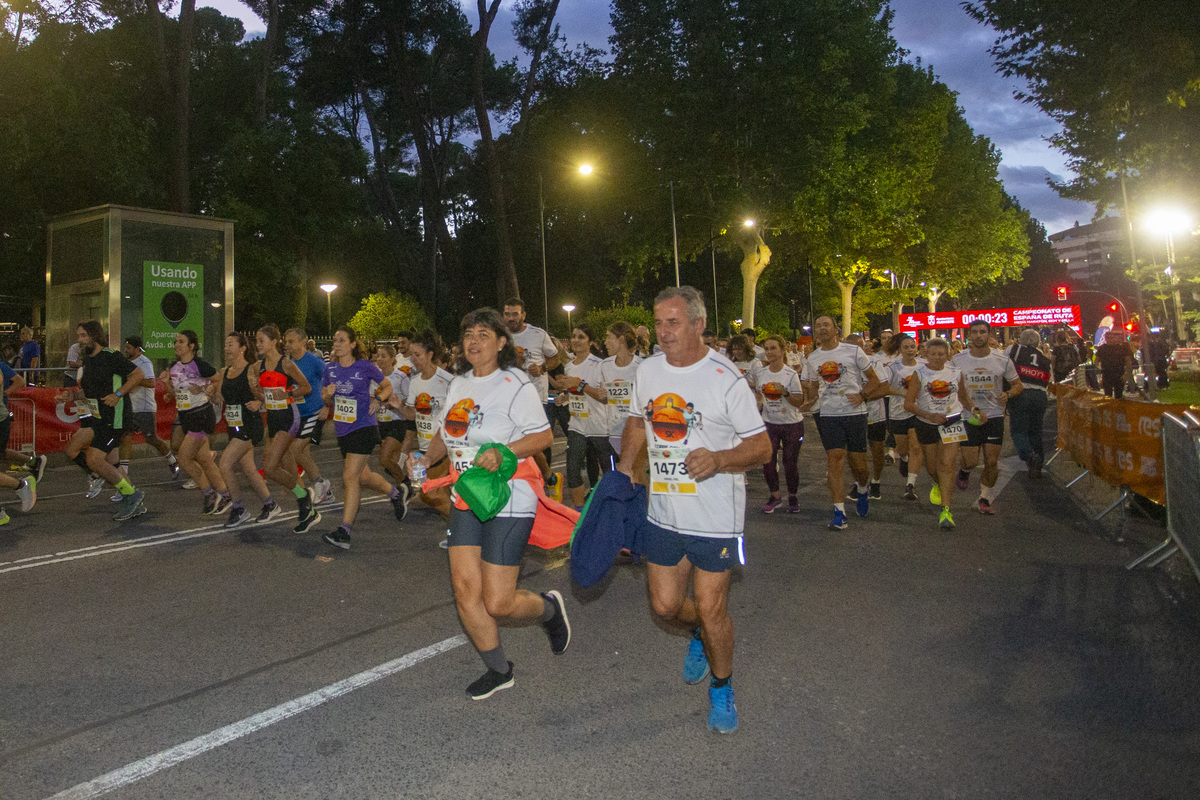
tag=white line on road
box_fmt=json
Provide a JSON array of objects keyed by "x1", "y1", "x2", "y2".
[
  {"x1": 0, "y1": 497, "x2": 389, "y2": 575},
  {"x1": 44, "y1": 634, "x2": 469, "y2": 800}
]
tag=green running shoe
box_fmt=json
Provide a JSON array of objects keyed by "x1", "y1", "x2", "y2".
[{"x1": 939, "y1": 507, "x2": 955, "y2": 530}]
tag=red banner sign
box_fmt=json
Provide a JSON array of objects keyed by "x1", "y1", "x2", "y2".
[
  {"x1": 899, "y1": 305, "x2": 1082, "y2": 334},
  {"x1": 8, "y1": 386, "x2": 224, "y2": 455}
]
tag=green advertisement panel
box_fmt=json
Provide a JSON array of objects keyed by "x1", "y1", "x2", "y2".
[{"x1": 143, "y1": 260, "x2": 204, "y2": 358}]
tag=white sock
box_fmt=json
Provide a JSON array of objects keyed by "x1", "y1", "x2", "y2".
[
  {"x1": 856, "y1": 483, "x2": 869, "y2": 494},
  {"x1": 834, "y1": 502, "x2": 845, "y2": 513},
  {"x1": 980, "y1": 484, "x2": 995, "y2": 502},
  {"x1": 907, "y1": 473, "x2": 917, "y2": 486},
  {"x1": 900, "y1": 455, "x2": 909, "y2": 463}
]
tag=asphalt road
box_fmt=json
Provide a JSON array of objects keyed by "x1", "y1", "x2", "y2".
[{"x1": 1, "y1": 424, "x2": 1198, "y2": 799}]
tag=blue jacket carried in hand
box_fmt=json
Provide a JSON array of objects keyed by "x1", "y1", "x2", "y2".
[{"x1": 570, "y1": 470, "x2": 649, "y2": 588}]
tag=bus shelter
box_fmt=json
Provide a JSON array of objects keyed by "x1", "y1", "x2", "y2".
[{"x1": 45, "y1": 205, "x2": 234, "y2": 377}]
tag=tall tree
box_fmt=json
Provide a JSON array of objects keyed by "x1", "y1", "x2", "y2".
[
  {"x1": 471, "y1": 0, "x2": 520, "y2": 301},
  {"x1": 964, "y1": 0, "x2": 1199, "y2": 208}
]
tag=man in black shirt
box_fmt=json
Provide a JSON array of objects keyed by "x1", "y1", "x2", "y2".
[
  {"x1": 1095, "y1": 331, "x2": 1134, "y2": 399},
  {"x1": 58, "y1": 321, "x2": 148, "y2": 520},
  {"x1": 1007, "y1": 329, "x2": 1054, "y2": 477}
]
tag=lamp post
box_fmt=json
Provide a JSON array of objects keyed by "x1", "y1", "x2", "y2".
[
  {"x1": 1146, "y1": 207, "x2": 1190, "y2": 345},
  {"x1": 539, "y1": 164, "x2": 594, "y2": 329},
  {"x1": 562, "y1": 304, "x2": 575, "y2": 331},
  {"x1": 320, "y1": 283, "x2": 338, "y2": 336},
  {"x1": 670, "y1": 181, "x2": 680, "y2": 287}
]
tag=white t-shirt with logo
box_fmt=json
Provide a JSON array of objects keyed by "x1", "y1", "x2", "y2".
[
  {"x1": 804, "y1": 342, "x2": 873, "y2": 417},
  {"x1": 394, "y1": 354, "x2": 414, "y2": 378},
  {"x1": 376, "y1": 368, "x2": 411, "y2": 422},
  {"x1": 438, "y1": 367, "x2": 550, "y2": 518},
  {"x1": 866, "y1": 352, "x2": 891, "y2": 424},
  {"x1": 756, "y1": 363, "x2": 804, "y2": 426},
  {"x1": 508, "y1": 323, "x2": 558, "y2": 402},
  {"x1": 951, "y1": 351, "x2": 1018, "y2": 419},
  {"x1": 599, "y1": 354, "x2": 641, "y2": 440},
  {"x1": 733, "y1": 360, "x2": 760, "y2": 385},
  {"x1": 129, "y1": 353, "x2": 156, "y2": 413},
  {"x1": 408, "y1": 367, "x2": 454, "y2": 453},
  {"x1": 913, "y1": 365, "x2": 964, "y2": 418},
  {"x1": 630, "y1": 351, "x2": 765, "y2": 538},
  {"x1": 886, "y1": 358, "x2": 925, "y2": 420},
  {"x1": 563, "y1": 353, "x2": 607, "y2": 436}
]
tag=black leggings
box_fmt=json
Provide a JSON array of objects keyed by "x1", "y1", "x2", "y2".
[{"x1": 566, "y1": 430, "x2": 615, "y2": 489}]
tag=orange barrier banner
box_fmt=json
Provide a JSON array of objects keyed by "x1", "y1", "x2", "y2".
[{"x1": 1052, "y1": 384, "x2": 1199, "y2": 505}]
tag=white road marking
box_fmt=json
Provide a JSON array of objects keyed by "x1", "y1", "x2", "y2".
[
  {"x1": 0, "y1": 497, "x2": 389, "y2": 575},
  {"x1": 44, "y1": 634, "x2": 469, "y2": 800}
]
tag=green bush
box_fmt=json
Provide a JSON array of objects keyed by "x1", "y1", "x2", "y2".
[
  {"x1": 578, "y1": 303, "x2": 655, "y2": 342},
  {"x1": 348, "y1": 290, "x2": 431, "y2": 342}
]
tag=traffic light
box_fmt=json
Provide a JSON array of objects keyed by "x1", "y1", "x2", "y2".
[{"x1": 1056, "y1": 285, "x2": 1068, "y2": 302}]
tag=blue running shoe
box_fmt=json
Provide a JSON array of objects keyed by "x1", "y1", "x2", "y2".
[
  {"x1": 856, "y1": 490, "x2": 869, "y2": 517},
  {"x1": 708, "y1": 683, "x2": 738, "y2": 734},
  {"x1": 683, "y1": 632, "x2": 710, "y2": 684},
  {"x1": 829, "y1": 508, "x2": 848, "y2": 530}
]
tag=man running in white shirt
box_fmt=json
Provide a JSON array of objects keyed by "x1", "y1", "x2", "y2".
[
  {"x1": 801, "y1": 316, "x2": 881, "y2": 530},
  {"x1": 617, "y1": 286, "x2": 770, "y2": 734},
  {"x1": 502, "y1": 298, "x2": 563, "y2": 494},
  {"x1": 951, "y1": 320, "x2": 1023, "y2": 514}
]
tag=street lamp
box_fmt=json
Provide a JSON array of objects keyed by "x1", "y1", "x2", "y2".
[
  {"x1": 1146, "y1": 207, "x2": 1191, "y2": 344},
  {"x1": 320, "y1": 283, "x2": 338, "y2": 336},
  {"x1": 562, "y1": 304, "x2": 576, "y2": 331},
  {"x1": 670, "y1": 181, "x2": 681, "y2": 287},
  {"x1": 540, "y1": 164, "x2": 594, "y2": 328}
]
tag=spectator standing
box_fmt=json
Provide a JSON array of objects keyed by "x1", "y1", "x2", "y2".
[
  {"x1": 18, "y1": 327, "x2": 40, "y2": 384},
  {"x1": 64, "y1": 341, "x2": 82, "y2": 388},
  {"x1": 1095, "y1": 332, "x2": 1133, "y2": 399},
  {"x1": 1007, "y1": 329, "x2": 1052, "y2": 478}
]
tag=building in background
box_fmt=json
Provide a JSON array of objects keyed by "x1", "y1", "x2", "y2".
[{"x1": 1049, "y1": 216, "x2": 1125, "y2": 285}]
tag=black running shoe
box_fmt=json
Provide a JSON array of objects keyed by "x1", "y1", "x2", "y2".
[
  {"x1": 293, "y1": 506, "x2": 321, "y2": 534},
  {"x1": 541, "y1": 590, "x2": 571, "y2": 655},
  {"x1": 904, "y1": 484, "x2": 917, "y2": 501},
  {"x1": 30, "y1": 454, "x2": 47, "y2": 484},
  {"x1": 322, "y1": 525, "x2": 351, "y2": 549},
  {"x1": 466, "y1": 662, "x2": 514, "y2": 700},
  {"x1": 255, "y1": 502, "x2": 282, "y2": 523},
  {"x1": 869, "y1": 482, "x2": 882, "y2": 500},
  {"x1": 391, "y1": 482, "x2": 410, "y2": 522}
]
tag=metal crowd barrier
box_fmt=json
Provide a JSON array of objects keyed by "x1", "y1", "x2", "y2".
[
  {"x1": 6, "y1": 397, "x2": 36, "y2": 453},
  {"x1": 1126, "y1": 411, "x2": 1200, "y2": 581}
]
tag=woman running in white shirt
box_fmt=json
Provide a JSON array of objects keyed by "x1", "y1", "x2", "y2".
[
  {"x1": 904, "y1": 338, "x2": 978, "y2": 530},
  {"x1": 598, "y1": 322, "x2": 640, "y2": 457},
  {"x1": 755, "y1": 335, "x2": 807, "y2": 514},
  {"x1": 552, "y1": 324, "x2": 610, "y2": 508},
  {"x1": 412, "y1": 308, "x2": 569, "y2": 700}
]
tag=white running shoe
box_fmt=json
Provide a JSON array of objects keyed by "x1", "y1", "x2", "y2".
[
  {"x1": 182, "y1": 478, "x2": 198, "y2": 489},
  {"x1": 313, "y1": 477, "x2": 334, "y2": 504},
  {"x1": 17, "y1": 477, "x2": 36, "y2": 512},
  {"x1": 86, "y1": 476, "x2": 106, "y2": 498}
]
